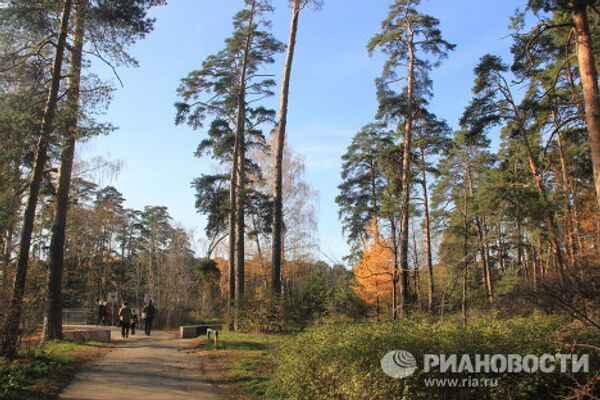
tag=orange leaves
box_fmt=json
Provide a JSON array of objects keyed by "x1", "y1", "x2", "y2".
[{"x1": 352, "y1": 220, "x2": 395, "y2": 308}]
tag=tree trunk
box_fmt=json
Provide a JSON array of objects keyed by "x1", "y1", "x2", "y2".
[
  {"x1": 522, "y1": 134, "x2": 566, "y2": 280},
  {"x1": 228, "y1": 132, "x2": 238, "y2": 331},
  {"x1": 233, "y1": 1, "x2": 256, "y2": 330},
  {"x1": 0, "y1": 0, "x2": 73, "y2": 359},
  {"x1": 272, "y1": 0, "x2": 301, "y2": 297},
  {"x1": 462, "y1": 191, "x2": 469, "y2": 328},
  {"x1": 411, "y1": 231, "x2": 421, "y2": 310},
  {"x1": 572, "y1": 1, "x2": 600, "y2": 211},
  {"x1": 556, "y1": 130, "x2": 578, "y2": 269},
  {"x1": 398, "y1": 26, "x2": 415, "y2": 316},
  {"x1": 389, "y1": 218, "x2": 400, "y2": 321},
  {"x1": 419, "y1": 149, "x2": 434, "y2": 313},
  {"x1": 466, "y1": 162, "x2": 494, "y2": 303},
  {"x1": 43, "y1": 0, "x2": 86, "y2": 342}
]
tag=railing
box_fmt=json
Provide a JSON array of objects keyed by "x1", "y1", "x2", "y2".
[{"x1": 63, "y1": 308, "x2": 91, "y2": 325}]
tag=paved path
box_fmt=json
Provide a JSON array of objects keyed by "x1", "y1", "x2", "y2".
[{"x1": 60, "y1": 328, "x2": 223, "y2": 400}]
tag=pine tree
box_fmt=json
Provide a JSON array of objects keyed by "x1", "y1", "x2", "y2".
[
  {"x1": 175, "y1": 0, "x2": 283, "y2": 329},
  {"x1": 0, "y1": 0, "x2": 73, "y2": 359},
  {"x1": 412, "y1": 110, "x2": 451, "y2": 312},
  {"x1": 271, "y1": 0, "x2": 321, "y2": 297},
  {"x1": 368, "y1": 0, "x2": 454, "y2": 318},
  {"x1": 515, "y1": 0, "x2": 600, "y2": 210},
  {"x1": 461, "y1": 54, "x2": 566, "y2": 280}
]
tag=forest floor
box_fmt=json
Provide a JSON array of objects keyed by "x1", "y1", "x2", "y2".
[{"x1": 59, "y1": 328, "x2": 226, "y2": 400}]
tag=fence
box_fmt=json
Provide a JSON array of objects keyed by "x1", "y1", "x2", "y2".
[{"x1": 63, "y1": 308, "x2": 91, "y2": 325}]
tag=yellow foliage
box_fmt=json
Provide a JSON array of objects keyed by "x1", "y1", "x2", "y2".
[{"x1": 352, "y1": 220, "x2": 394, "y2": 311}]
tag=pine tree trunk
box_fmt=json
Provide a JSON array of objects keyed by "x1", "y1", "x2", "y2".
[
  {"x1": 228, "y1": 129, "x2": 238, "y2": 331},
  {"x1": 390, "y1": 218, "x2": 399, "y2": 321},
  {"x1": 462, "y1": 191, "x2": 469, "y2": 328},
  {"x1": 412, "y1": 232, "x2": 421, "y2": 310},
  {"x1": 419, "y1": 150, "x2": 434, "y2": 313},
  {"x1": 234, "y1": 89, "x2": 246, "y2": 332},
  {"x1": 572, "y1": 1, "x2": 600, "y2": 211},
  {"x1": 556, "y1": 130, "x2": 578, "y2": 269},
  {"x1": 482, "y1": 217, "x2": 494, "y2": 302},
  {"x1": 43, "y1": 0, "x2": 85, "y2": 342},
  {"x1": 523, "y1": 138, "x2": 566, "y2": 280},
  {"x1": 398, "y1": 27, "x2": 415, "y2": 316},
  {"x1": 516, "y1": 211, "x2": 523, "y2": 269},
  {"x1": 233, "y1": 1, "x2": 256, "y2": 330},
  {"x1": 272, "y1": 0, "x2": 301, "y2": 297},
  {"x1": 466, "y1": 163, "x2": 494, "y2": 303},
  {"x1": 0, "y1": 0, "x2": 73, "y2": 359}
]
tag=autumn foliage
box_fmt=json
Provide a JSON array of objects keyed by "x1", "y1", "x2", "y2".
[{"x1": 352, "y1": 221, "x2": 394, "y2": 316}]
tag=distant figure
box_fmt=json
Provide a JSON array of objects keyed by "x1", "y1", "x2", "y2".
[
  {"x1": 142, "y1": 300, "x2": 156, "y2": 336},
  {"x1": 118, "y1": 302, "x2": 132, "y2": 339},
  {"x1": 96, "y1": 301, "x2": 108, "y2": 326},
  {"x1": 131, "y1": 310, "x2": 139, "y2": 336}
]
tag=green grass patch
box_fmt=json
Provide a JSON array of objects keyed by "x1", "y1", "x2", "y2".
[
  {"x1": 0, "y1": 341, "x2": 105, "y2": 400},
  {"x1": 212, "y1": 331, "x2": 279, "y2": 351},
  {"x1": 215, "y1": 332, "x2": 284, "y2": 399}
]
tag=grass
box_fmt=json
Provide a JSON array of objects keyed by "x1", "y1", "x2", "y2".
[
  {"x1": 0, "y1": 341, "x2": 107, "y2": 400},
  {"x1": 199, "y1": 331, "x2": 284, "y2": 399}
]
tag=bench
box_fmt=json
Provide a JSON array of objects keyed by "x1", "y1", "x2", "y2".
[
  {"x1": 179, "y1": 324, "x2": 221, "y2": 339},
  {"x1": 63, "y1": 328, "x2": 111, "y2": 343}
]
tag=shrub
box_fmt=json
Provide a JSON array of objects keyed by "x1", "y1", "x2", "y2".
[{"x1": 272, "y1": 315, "x2": 600, "y2": 400}]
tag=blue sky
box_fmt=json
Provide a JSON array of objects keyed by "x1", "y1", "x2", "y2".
[{"x1": 83, "y1": 0, "x2": 524, "y2": 263}]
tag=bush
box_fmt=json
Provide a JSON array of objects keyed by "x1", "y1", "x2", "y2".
[{"x1": 272, "y1": 315, "x2": 600, "y2": 400}]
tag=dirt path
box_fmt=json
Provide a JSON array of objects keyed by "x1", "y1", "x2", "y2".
[{"x1": 60, "y1": 329, "x2": 224, "y2": 400}]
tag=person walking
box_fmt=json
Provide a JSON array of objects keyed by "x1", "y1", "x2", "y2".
[
  {"x1": 96, "y1": 301, "x2": 107, "y2": 326},
  {"x1": 131, "y1": 310, "x2": 139, "y2": 336},
  {"x1": 118, "y1": 301, "x2": 132, "y2": 339},
  {"x1": 142, "y1": 300, "x2": 156, "y2": 336}
]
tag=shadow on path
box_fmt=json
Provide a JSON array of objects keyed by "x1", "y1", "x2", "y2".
[{"x1": 60, "y1": 329, "x2": 223, "y2": 400}]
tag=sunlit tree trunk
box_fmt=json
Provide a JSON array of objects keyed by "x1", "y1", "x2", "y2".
[
  {"x1": 398, "y1": 26, "x2": 415, "y2": 317},
  {"x1": 522, "y1": 137, "x2": 566, "y2": 280},
  {"x1": 556, "y1": 130, "x2": 578, "y2": 270},
  {"x1": 572, "y1": 0, "x2": 600, "y2": 211},
  {"x1": 0, "y1": 0, "x2": 73, "y2": 359},
  {"x1": 233, "y1": 0, "x2": 256, "y2": 330},
  {"x1": 419, "y1": 149, "x2": 434, "y2": 313},
  {"x1": 466, "y1": 162, "x2": 494, "y2": 303},
  {"x1": 43, "y1": 0, "x2": 86, "y2": 341},
  {"x1": 272, "y1": 0, "x2": 301, "y2": 297},
  {"x1": 461, "y1": 191, "x2": 469, "y2": 328}
]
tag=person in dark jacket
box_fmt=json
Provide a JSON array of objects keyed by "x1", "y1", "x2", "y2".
[
  {"x1": 142, "y1": 300, "x2": 156, "y2": 336},
  {"x1": 118, "y1": 302, "x2": 132, "y2": 339},
  {"x1": 131, "y1": 310, "x2": 139, "y2": 336},
  {"x1": 96, "y1": 301, "x2": 108, "y2": 326}
]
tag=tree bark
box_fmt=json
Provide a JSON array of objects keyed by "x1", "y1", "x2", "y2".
[
  {"x1": 0, "y1": 0, "x2": 73, "y2": 359},
  {"x1": 228, "y1": 120, "x2": 238, "y2": 331},
  {"x1": 389, "y1": 217, "x2": 400, "y2": 320},
  {"x1": 398, "y1": 26, "x2": 415, "y2": 316},
  {"x1": 572, "y1": 1, "x2": 600, "y2": 211},
  {"x1": 419, "y1": 149, "x2": 434, "y2": 313},
  {"x1": 271, "y1": 0, "x2": 301, "y2": 297},
  {"x1": 462, "y1": 191, "x2": 469, "y2": 328},
  {"x1": 43, "y1": 0, "x2": 86, "y2": 342},
  {"x1": 466, "y1": 162, "x2": 494, "y2": 303},
  {"x1": 522, "y1": 137, "x2": 566, "y2": 280},
  {"x1": 233, "y1": 0, "x2": 256, "y2": 330},
  {"x1": 556, "y1": 130, "x2": 578, "y2": 269}
]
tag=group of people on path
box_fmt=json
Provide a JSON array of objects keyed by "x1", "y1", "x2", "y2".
[
  {"x1": 118, "y1": 300, "x2": 157, "y2": 339},
  {"x1": 97, "y1": 299, "x2": 157, "y2": 339}
]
